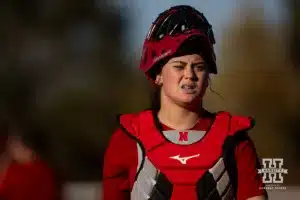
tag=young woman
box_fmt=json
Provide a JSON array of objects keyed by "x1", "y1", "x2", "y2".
[{"x1": 103, "y1": 5, "x2": 268, "y2": 200}]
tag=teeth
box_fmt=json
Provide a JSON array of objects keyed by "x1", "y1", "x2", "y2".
[{"x1": 182, "y1": 85, "x2": 195, "y2": 89}]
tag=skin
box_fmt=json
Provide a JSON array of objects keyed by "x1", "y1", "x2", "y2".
[
  {"x1": 155, "y1": 54, "x2": 209, "y2": 130},
  {"x1": 248, "y1": 196, "x2": 267, "y2": 200},
  {"x1": 155, "y1": 53, "x2": 266, "y2": 200},
  {"x1": 7, "y1": 136, "x2": 36, "y2": 164},
  {"x1": 0, "y1": 135, "x2": 35, "y2": 172},
  {"x1": 0, "y1": 136, "x2": 36, "y2": 185}
]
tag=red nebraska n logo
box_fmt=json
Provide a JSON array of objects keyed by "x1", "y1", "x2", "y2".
[{"x1": 179, "y1": 131, "x2": 188, "y2": 142}]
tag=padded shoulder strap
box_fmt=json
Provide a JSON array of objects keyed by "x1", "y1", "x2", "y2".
[{"x1": 229, "y1": 115, "x2": 255, "y2": 136}]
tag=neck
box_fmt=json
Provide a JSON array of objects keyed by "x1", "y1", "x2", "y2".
[{"x1": 158, "y1": 95, "x2": 204, "y2": 130}]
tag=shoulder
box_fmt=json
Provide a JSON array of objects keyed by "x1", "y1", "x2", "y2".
[
  {"x1": 215, "y1": 111, "x2": 256, "y2": 155},
  {"x1": 118, "y1": 109, "x2": 153, "y2": 135},
  {"x1": 14, "y1": 159, "x2": 53, "y2": 176},
  {"x1": 118, "y1": 110, "x2": 152, "y2": 123},
  {"x1": 105, "y1": 127, "x2": 139, "y2": 165},
  {"x1": 106, "y1": 127, "x2": 137, "y2": 152},
  {"x1": 4, "y1": 159, "x2": 55, "y2": 188},
  {"x1": 214, "y1": 111, "x2": 255, "y2": 134},
  {"x1": 109, "y1": 110, "x2": 153, "y2": 152}
]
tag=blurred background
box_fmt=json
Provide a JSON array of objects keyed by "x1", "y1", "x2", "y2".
[{"x1": 1, "y1": 0, "x2": 299, "y2": 199}]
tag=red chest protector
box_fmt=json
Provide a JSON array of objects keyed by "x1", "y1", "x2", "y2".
[{"x1": 119, "y1": 110, "x2": 254, "y2": 200}]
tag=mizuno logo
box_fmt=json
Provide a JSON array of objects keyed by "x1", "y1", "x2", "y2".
[{"x1": 169, "y1": 154, "x2": 200, "y2": 164}]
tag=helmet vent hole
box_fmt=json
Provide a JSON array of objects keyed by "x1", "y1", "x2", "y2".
[
  {"x1": 152, "y1": 51, "x2": 156, "y2": 58},
  {"x1": 158, "y1": 34, "x2": 164, "y2": 39},
  {"x1": 181, "y1": 24, "x2": 186, "y2": 31}
]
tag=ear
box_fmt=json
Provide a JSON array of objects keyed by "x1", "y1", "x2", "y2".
[
  {"x1": 204, "y1": 74, "x2": 210, "y2": 88},
  {"x1": 155, "y1": 74, "x2": 163, "y2": 85}
]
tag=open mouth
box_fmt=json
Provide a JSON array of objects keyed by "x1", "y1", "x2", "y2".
[
  {"x1": 181, "y1": 84, "x2": 197, "y2": 93},
  {"x1": 181, "y1": 85, "x2": 196, "y2": 89}
]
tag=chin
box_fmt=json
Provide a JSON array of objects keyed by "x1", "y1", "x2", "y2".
[{"x1": 177, "y1": 95, "x2": 202, "y2": 106}]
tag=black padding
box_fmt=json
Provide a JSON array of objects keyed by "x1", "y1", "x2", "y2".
[
  {"x1": 149, "y1": 173, "x2": 173, "y2": 200},
  {"x1": 196, "y1": 171, "x2": 221, "y2": 200}
]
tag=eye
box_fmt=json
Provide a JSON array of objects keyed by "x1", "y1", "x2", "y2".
[
  {"x1": 173, "y1": 65, "x2": 184, "y2": 70},
  {"x1": 194, "y1": 65, "x2": 206, "y2": 71}
]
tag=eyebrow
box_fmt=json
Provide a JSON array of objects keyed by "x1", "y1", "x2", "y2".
[{"x1": 170, "y1": 61, "x2": 205, "y2": 65}]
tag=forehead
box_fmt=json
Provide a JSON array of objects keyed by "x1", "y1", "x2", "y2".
[{"x1": 167, "y1": 54, "x2": 204, "y2": 63}]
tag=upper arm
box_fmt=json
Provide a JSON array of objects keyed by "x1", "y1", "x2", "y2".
[
  {"x1": 102, "y1": 128, "x2": 137, "y2": 200},
  {"x1": 235, "y1": 135, "x2": 268, "y2": 200},
  {"x1": 246, "y1": 196, "x2": 267, "y2": 200}
]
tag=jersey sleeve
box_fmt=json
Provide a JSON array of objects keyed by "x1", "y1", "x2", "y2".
[
  {"x1": 102, "y1": 128, "x2": 137, "y2": 200},
  {"x1": 235, "y1": 136, "x2": 267, "y2": 200}
]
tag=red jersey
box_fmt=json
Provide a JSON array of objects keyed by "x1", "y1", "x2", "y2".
[
  {"x1": 0, "y1": 159, "x2": 58, "y2": 200},
  {"x1": 103, "y1": 110, "x2": 267, "y2": 200}
]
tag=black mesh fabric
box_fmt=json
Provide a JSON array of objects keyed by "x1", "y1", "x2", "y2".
[{"x1": 150, "y1": 5, "x2": 215, "y2": 44}]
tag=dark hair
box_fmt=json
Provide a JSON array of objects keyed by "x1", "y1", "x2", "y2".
[
  {"x1": 0, "y1": 117, "x2": 12, "y2": 141},
  {"x1": 148, "y1": 36, "x2": 214, "y2": 80},
  {"x1": 15, "y1": 120, "x2": 48, "y2": 154},
  {"x1": 175, "y1": 37, "x2": 214, "y2": 72},
  {"x1": 0, "y1": 117, "x2": 48, "y2": 154},
  {"x1": 0, "y1": 120, "x2": 9, "y2": 152},
  {"x1": 150, "y1": 85, "x2": 161, "y2": 112},
  {"x1": 149, "y1": 37, "x2": 214, "y2": 111}
]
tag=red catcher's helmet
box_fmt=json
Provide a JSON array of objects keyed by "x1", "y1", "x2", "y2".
[{"x1": 139, "y1": 5, "x2": 217, "y2": 81}]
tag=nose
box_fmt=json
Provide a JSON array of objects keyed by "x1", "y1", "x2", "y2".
[{"x1": 184, "y1": 65, "x2": 197, "y2": 80}]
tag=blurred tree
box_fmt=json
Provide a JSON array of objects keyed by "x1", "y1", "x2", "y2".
[
  {"x1": 205, "y1": 4, "x2": 300, "y2": 185},
  {"x1": 36, "y1": 1, "x2": 132, "y2": 181},
  {"x1": 288, "y1": 0, "x2": 300, "y2": 68},
  {"x1": 286, "y1": 0, "x2": 300, "y2": 183},
  {"x1": 0, "y1": 66, "x2": 37, "y2": 122},
  {"x1": 0, "y1": 0, "x2": 144, "y2": 181}
]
